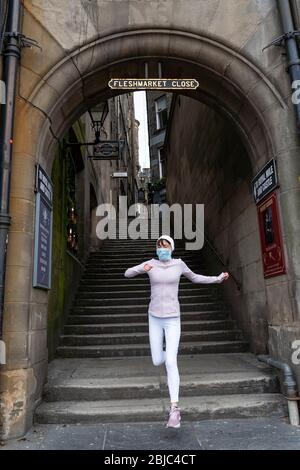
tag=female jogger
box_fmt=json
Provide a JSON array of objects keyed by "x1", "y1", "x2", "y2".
[{"x1": 124, "y1": 235, "x2": 229, "y2": 428}]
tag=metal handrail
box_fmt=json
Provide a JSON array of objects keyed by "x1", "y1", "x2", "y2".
[
  {"x1": 202, "y1": 233, "x2": 242, "y2": 290},
  {"x1": 176, "y1": 219, "x2": 242, "y2": 291}
]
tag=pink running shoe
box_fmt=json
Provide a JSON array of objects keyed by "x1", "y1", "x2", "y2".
[{"x1": 166, "y1": 405, "x2": 181, "y2": 428}]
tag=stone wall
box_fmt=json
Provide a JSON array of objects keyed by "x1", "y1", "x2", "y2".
[
  {"x1": 166, "y1": 94, "x2": 269, "y2": 354},
  {"x1": 47, "y1": 150, "x2": 82, "y2": 361}
]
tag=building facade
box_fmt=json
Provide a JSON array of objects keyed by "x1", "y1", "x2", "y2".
[{"x1": 146, "y1": 91, "x2": 172, "y2": 182}]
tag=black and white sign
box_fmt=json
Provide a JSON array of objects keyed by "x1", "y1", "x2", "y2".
[
  {"x1": 108, "y1": 78, "x2": 199, "y2": 90},
  {"x1": 36, "y1": 164, "x2": 53, "y2": 207},
  {"x1": 251, "y1": 159, "x2": 278, "y2": 204},
  {"x1": 33, "y1": 165, "x2": 53, "y2": 289}
]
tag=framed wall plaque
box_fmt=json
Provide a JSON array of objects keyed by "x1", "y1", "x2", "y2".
[
  {"x1": 33, "y1": 165, "x2": 53, "y2": 289},
  {"x1": 257, "y1": 192, "x2": 286, "y2": 278}
]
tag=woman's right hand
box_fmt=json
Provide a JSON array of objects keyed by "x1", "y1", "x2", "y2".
[{"x1": 144, "y1": 263, "x2": 153, "y2": 272}]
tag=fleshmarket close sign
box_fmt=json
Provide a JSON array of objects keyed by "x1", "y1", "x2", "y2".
[
  {"x1": 108, "y1": 78, "x2": 199, "y2": 90},
  {"x1": 33, "y1": 165, "x2": 53, "y2": 290},
  {"x1": 251, "y1": 158, "x2": 278, "y2": 204}
]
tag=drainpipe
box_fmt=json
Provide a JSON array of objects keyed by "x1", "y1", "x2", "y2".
[
  {"x1": 0, "y1": 0, "x2": 22, "y2": 364},
  {"x1": 277, "y1": 0, "x2": 300, "y2": 133},
  {"x1": 257, "y1": 355, "x2": 300, "y2": 426}
]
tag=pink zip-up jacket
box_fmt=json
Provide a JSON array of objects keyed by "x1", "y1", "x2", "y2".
[{"x1": 124, "y1": 257, "x2": 226, "y2": 318}]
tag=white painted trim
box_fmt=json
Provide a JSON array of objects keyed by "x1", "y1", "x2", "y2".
[{"x1": 0, "y1": 340, "x2": 6, "y2": 364}]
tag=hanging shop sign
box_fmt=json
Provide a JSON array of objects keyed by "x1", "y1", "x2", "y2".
[
  {"x1": 108, "y1": 78, "x2": 199, "y2": 90},
  {"x1": 251, "y1": 158, "x2": 278, "y2": 204},
  {"x1": 33, "y1": 165, "x2": 53, "y2": 289},
  {"x1": 257, "y1": 192, "x2": 286, "y2": 278},
  {"x1": 92, "y1": 141, "x2": 121, "y2": 160}
]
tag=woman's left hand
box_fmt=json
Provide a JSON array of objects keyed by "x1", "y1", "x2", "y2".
[{"x1": 223, "y1": 272, "x2": 230, "y2": 281}]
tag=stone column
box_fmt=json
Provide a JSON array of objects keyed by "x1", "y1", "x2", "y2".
[{"x1": 0, "y1": 101, "x2": 48, "y2": 440}]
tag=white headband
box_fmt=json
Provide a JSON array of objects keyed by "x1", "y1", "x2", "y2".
[{"x1": 156, "y1": 235, "x2": 175, "y2": 252}]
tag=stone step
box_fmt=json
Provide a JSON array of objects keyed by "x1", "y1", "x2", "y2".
[
  {"x1": 96, "y1": 240, "x2": 184, "y2": 245},
  {"x1": 102, "y1": 234, "x2": 181, "y2": 240},
  {"x1": 43, "y1": 372, "x2": 280, "y2": 402},
  {"x1": 74, "y1": 295, "x2": 225, "y2": 307},
  {"x1": 79, "y1": 276, "x2": 215, "y2": 284},
  {"x1": 68, "y1": 311, "x2": 230, "y2": 324},
  {"x1": 91, "y1": 249, "x2": 194, "y2": 255},
  {"x1": 85, "y1": 260, "x2": 207, "y2": 269},
  {"x1": 34, "y1": 394, "x2": 287, "y2": 424},
  {"x1": 78, "y1": 283, "x2": 220, "y2": 291},
  {"x1": 81, "y1": 273, "x2": 151, "y2": 279},
  {"x1": 83, "y1": 270, "x2": 210, "y2": 278},
  {"x1": 80, "y1": 276, "x2": 213, "y2": 283},
  {"x1": 70, "y1": 303, "x2": 227, "y2": 315},
  {"x1": 99, "y1": 244, "x2": 187, "y2": 249},
  {"x1": 101, "y1": 238, "x2": 176, "y2": 245},
  {"x1": 77, "y1": 282, "x2": 221, "y2": 291},
  {"x1": 56, "y1": 340, "x2": 249, "y2": 358},
  {"x1": 81, "y1": 274, "x2": 214, "y2": 281},
  {"x1": 102, "y1": 237, "x2": 160, "y2": 242},
  {"x1": 86, "y1": 254, "x2": 204, "y2": 262},
  {"x1": 82, "y1": 264, "x2": 208, "y2": 274},
  {"x1": 75, "y1": 290, "x2": 221, "y2": 300},
  {"x1": 90, "y1": 252, "x2": 186, "y2": 258},
  {"x1": 105, "y1": 229, "x2": 163, "y2": 234},
  {"x1": 101, "y1": 239, "x2": 166, "y2": 244},
  {"x1": 88, "y1": 254, "x2": 195, "y2": 259},
  {"x1": 81, "y1": 271, "x2": 215, "y2": 279},
  {"x1": 87, "y1": 254, "x2": 203, "y2": 262},
  {"x1": 88, "y1": 250, "x2": 198, "y2": 260},
  {"x1": 82, "y1": 271, "x2": 211, "y2": 279},
  {"x1": 64, "y1": 319, "x2": 237, "y2": 334},
  {"x1": 89, "y1": 246, "x2": 193, "y2": 253},
  {"x1": 60, "y1": 330, "x2": 243, "y2": 346}
]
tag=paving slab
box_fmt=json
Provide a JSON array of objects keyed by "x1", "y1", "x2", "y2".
[{"x1": 2, "y1": 418, "x2": 300, "y2": 450}]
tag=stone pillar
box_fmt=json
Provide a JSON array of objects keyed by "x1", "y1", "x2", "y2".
[{"x1": 0, "y1": 102, "x2": 48, "y2": 440}]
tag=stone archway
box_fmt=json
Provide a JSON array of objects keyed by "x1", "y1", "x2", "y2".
[
  {"x1": 2, "y1": 27, "x2": 300, "y2": 440},
  {"x1": 30, "y1": 29, "x2": 287, "y2": 169}
]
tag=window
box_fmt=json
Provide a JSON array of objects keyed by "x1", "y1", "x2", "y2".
[{"x1": 155, "y1": 95, "x2": 168, "y2": 130}]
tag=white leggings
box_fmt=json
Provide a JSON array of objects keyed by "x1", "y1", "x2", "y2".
[{"x1": 148, "y1": 313, "x2": 181, "y2": 403}]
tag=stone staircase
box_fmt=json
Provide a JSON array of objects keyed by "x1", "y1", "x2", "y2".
[{"x1": 35, "y1": 218, "x2": 288, "y2": 424}]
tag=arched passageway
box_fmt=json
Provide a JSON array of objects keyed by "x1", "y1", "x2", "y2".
[{"x1": 2, "y1": 27, "x2": 300, "y2": 439}]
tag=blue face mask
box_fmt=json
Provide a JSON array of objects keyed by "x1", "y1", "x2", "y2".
[{"x1": 156, "y1": 247, "x2": 172, "y2": 261}]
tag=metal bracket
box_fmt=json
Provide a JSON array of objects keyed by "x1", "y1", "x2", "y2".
[
  {"x1": 2, "y1": 32, "x2": 42, "y2": 51},
  {"x1": 262, "y1": 30, "x2": 300, "y2": 52}
]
